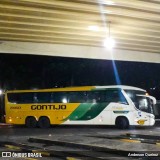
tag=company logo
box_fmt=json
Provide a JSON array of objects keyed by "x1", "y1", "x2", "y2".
[
  {"x1": 2, "y1": 152, "x2": 11, "y2": 157},
  {"x1": 31, "y1": 105, "x2": 66, "y2": 110}
]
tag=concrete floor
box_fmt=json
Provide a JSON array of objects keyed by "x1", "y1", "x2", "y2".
[{"x1": 0, "y1": 125, "x2": 160, "y2": 159}]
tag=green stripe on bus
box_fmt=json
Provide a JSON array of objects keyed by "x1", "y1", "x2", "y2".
[
  {"x1": 65, "y1": 103, "x2": 93, "y2": 120},
  {"x1": 78, "y1": 103, "x2": 109, "y2": 120},
  {"x1": 66, "y1": 103, "x2": 109, "y2": 121}
]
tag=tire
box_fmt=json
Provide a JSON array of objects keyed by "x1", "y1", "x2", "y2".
[
  {"x1": 115, "y1": 117, "x2": 129, "y2": 129},
  {"x1": 38, "y1": 117, "x2": 50, "y2": 128},
  {"x1": 25, "y1": 117, "x2": 37, "y2": 128}
]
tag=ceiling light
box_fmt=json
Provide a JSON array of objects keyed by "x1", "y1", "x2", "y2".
[
  {"x1": 88, "y1": 25, "x2": 99, "y2": 31},
  {"x1": 100, "y1": 0, "x2": 115, "y2": 5},
  {"x1": 103, "y1": 37, "x2": 115, "y2": 49},
  {"x1": 103, "y1": 21, "x2": 115, "y2": 49}
]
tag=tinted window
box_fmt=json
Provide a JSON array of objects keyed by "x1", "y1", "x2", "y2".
[
  {"x1": 100, "y1": 90, "x2": 114, "y2": 102},
  {"x1": 7, "y1": 89, "x2": 127, "y2": 104},
  {"x1": 36, "y1": 92, "x2": 51, "y2": 103},
  {"x1": 8, "y1": 93, "x2": 34, "y2": 104},
  {"x1": 102, "y1": 90, "x2": 127, "y2": 103},
  {"x1": 51, "y1": 92, "x2": 68, "y2": 103},
  {"x1": 86, "y1": 89, "x2": 128, "y2": 104},
  {"x1": 87, "y1": 91, "x2": 101, "y2": 103},
  {"x1": 68, "y1": 91, "x2": 87, "y2": 103}
]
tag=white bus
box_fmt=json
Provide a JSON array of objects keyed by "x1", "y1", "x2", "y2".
[{"x1": 5, "y1": 85, "x2": 156, "y2": 129}]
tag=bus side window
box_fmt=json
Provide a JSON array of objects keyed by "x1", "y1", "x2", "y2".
[
  {"x1": 8, "y1": 93, "x2": 19, "y2": 103},
  {"x1": 50, "y1": 93, "x2": 54, "y2": 103},
  {"x1": 68, "y1": 91, "x2": 87, "y2": 103},
  {"x1": 20, "y1": 93, "x2": 34, "y2": 103},
  {"x1": 100, "y1": 90, "x2": 112, "y2": 102},
  {"x1": 51, "y1": 92, "x2": 68, "y2": 103},
  {"x1": 36, "y1": 92, "x2": 51, "y2": 103},
  {"x1": 8, "y1": 92, "x2": 34, "y2": 104},
  {"x1": 101, "y1": 90, "x2": 128, "y2": 104},
  {"x1": 86, "y1": 91, "x2": 101, "y2": 103},
  {"x1": 33, "y1": 93, "x2": 38, "y2": 103}
]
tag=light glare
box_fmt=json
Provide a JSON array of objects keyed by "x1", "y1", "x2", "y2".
[
  {"x1": 62, "y1": 98, "x2": 67, "y2": 103},
  {"x1": 103, "y1": 37, "x2": 115, "y2": 49},
  {"x1": 88, "y1": 25, "x2": 99, "y2": 31},
  {"x1": 100, "y1": 0, "x2": 115, "y2": 5}
]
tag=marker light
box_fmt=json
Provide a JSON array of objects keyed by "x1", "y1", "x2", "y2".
[
  {"x1": 99, "y1": 118, "x2": 102, "y2": 122},
  {"x1": 9, "y1": 117, "x2": 12, "y2": 122}
]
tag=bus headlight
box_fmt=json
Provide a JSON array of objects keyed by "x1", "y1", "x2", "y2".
[{"x1": 146, "y1": 114, "x2": 154, "y2": 119}]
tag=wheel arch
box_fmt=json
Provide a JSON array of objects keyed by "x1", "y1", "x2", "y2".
[
  {"x1": 115, "y1": 116, "x2": 130, "y2": 125},
  {"x1": 115, "y1": 116, "x2": 130, "y2": 129},
  {"x1": 38, "y1": 115, "x2": 50, "y2": 121},
  {"x1": 25, "y1": 115, "x2": 38, "y2": 121},
  {"x1": 38, "y1": 116, "x2": 51, "y2": 128},
  {"x1": 25, "y1": 116, "x2": 38, "y2": 128}
]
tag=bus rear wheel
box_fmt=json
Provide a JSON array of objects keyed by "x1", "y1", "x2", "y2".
[
  {"x1": 38, "y1": 117, "x2": 50, "y2": 128},
  {"x1": 25, "y1": 117, "x2": 37, "y2": 128},
  {"x1": 115, "y1": 117, "x2": 129, "y2": 129}
]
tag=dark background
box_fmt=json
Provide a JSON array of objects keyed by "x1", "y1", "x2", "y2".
[{"x1": 0, "y1": 53, "x2": 160, "y2": 99}]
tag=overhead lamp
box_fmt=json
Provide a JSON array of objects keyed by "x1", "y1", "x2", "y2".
[
  {"x1": 88, "y1": 25, "x2": 99, "y2": 32},
  {"x1": 102, "y1": 0, "x2": 115, "y2": 5},
  {"x1": 103, "y1": 21, "x2": 115, "y2": 49},
  {"x1": 104, "y1": 37, "x2": 115, "y2": 49}
]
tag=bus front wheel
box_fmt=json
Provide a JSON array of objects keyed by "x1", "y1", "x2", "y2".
[
  {"x1": 115, "y1": 117, "x2": 129, "y2": 129},
  {"x1": 25, "y1": 117, "x2": 37, "y2": 128},
  {"x1": 38, "y1": 117, "x2": 50, "y2": 128}
]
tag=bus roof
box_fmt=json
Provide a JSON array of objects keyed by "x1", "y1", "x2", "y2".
[
  {"x1": 6, "y1": 85, "x2": 146, "y2": 93},
  {"x1": 95, "y1": 85, "x2": 146, "y2": 92}
]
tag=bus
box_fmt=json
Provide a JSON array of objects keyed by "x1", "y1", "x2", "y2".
[{"x1": 3, "y1": 85, "x2": 156, "y2": 129}]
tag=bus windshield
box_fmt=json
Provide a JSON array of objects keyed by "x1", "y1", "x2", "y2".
[
  {"x1": 134, "y1": 96, "x2": 154, "y2": 114},
  {"x1": 125, "y1": 90, "x2": 154, "y2": 114}
]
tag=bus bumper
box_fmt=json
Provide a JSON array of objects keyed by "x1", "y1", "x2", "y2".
[{"x1": 134, "y1": 118, "x2": 155, "y2": 126}]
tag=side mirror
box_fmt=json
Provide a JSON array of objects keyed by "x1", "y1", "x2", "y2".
[{"x1": 149, "y1": 96, "x2": 156, "y2": 105}]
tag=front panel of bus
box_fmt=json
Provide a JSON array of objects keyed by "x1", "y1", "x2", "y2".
[{"x1": 124, "y1": 90, "x2": 155, "y2": 126}]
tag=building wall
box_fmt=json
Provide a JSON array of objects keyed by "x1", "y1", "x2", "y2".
[{"x1": 0, "y1": 41, "x2": 160, "y2": 63}]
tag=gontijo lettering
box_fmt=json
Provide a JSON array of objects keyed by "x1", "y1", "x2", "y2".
[{"x1": 31, "y1": 105, "x2": 66, "y2": 110}]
